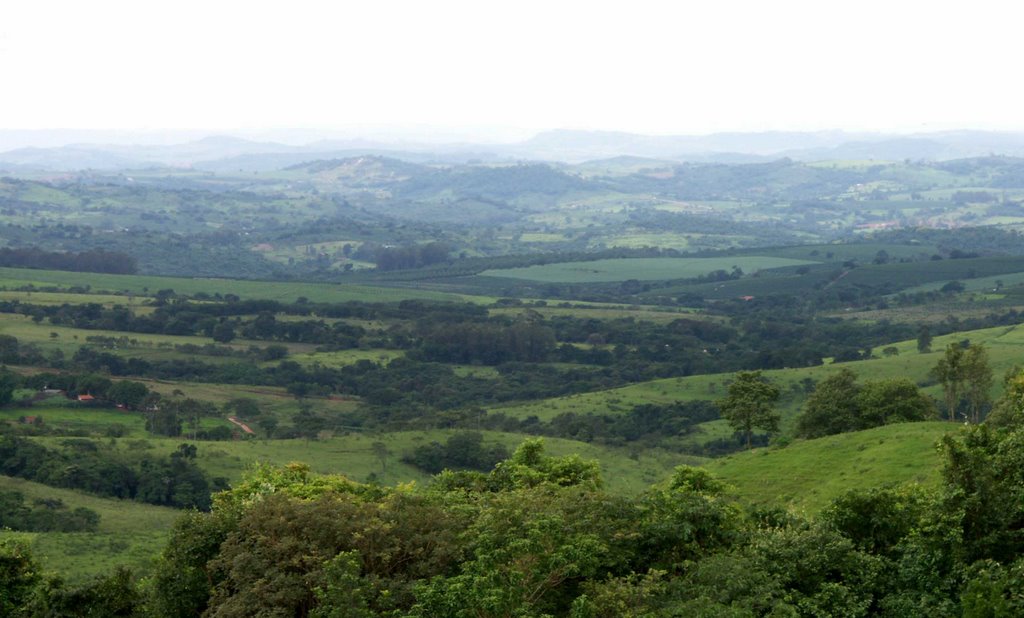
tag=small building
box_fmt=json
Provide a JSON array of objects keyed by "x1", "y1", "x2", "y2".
[{"x1": 77, "y1": 394, "x2": 96, "y2": 402}]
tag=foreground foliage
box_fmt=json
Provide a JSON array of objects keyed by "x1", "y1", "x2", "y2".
[{"x1": 5, "y1": 399, "x2": 1024, "y2": 617}]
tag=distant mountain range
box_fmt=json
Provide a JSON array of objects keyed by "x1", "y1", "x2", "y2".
[{"x1": 4, "y1": 128, "x2": 1024, "y2": 172}]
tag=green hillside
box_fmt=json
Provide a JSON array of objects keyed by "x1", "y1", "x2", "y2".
[
  {"x1": 706, "y1": 422, "x2": 954, "y2": 513},
  {"x1": 0, "y1": 266, "x2": 478, "y2": 303},
  {"x1": 0, "y1": 475, "x2": 181, "y2": 582},
  {"x1": 489, "y1": 321, "x2": 1024, "y2": 433},
  {"x1": 481, "y1": 256, "x2": 817, "y2": 283}
]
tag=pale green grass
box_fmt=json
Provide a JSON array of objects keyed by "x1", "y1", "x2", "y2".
[
  {"x1": 901, "y1": 270, "x2": 1024, "y2": 294},
  {"x1": 44, "y1": 430, "x2": 703, "y2": 496},
  {"x1": 519, "y1": 233, "x2": 568, "y2": 243},
  {"x1": 490, "y1": 322, "x2": 1024, "y2": 433},
  {"x1": 0, "y1": 404, "x2": 149, "y2": 436},
  {"x1": 706, "y1": 422, "x2": 954, "y2": 513},
  {"x1": 281, "y1": 348, "x2": 404, "y2": 369},
  {"x1": 0, "y1": 312, "x2": 317, "y2": 362},
  {"x1": 0, "y1": 290, "x2": 152, "y2": 306},
  {"x1": 0, "y1": 475, "x2": 181, "y2": 582},
  {"x1": 0, "y1": 266, "x2": 478, "y2": 303},
  {"x1": 489, "y1": 304, "x2": 706, "y2": 324},
  {"x1": 481, "y1": 257, "x2": 819, "y2": 283}
]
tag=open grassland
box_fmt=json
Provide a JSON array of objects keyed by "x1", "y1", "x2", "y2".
[
  {"x1": 27, "y1": 430, "x2": 701, "y2": 496},
  {"x1": 706, "y1": 422, "x2": 953, "y2": 513},
  {"x1": 839, "y1": 256, "x2": 1024, "y2": 289},
  {"x1": 0, "y1": 475, "x2": 180, "y2": 582},
  {"x1": 0, "y1": 403, "x2": 148, "y2": 435},
  {"x1": 0, "y1": 266, "x2": 478, "y2": 303},
  {"x1": 0, "y1": 376, "x2": 360, "y2": 433},
  {"x1": 660, "y1": 255, "x2": 1024, "y2": 302},
  {"x1": 0, "y1": 290, "x2": 155, "y2": 308},
  {"x1": 0, "y1": 312, "x2": 321, "y2": 364},
  {"x1": 489, "y1": 321, "x2": 1024, "y2": 433},
  {"x1": 480, "y1": 257, "x2": 819, "y2": 283},
  {"x1": 902, "y1": 270, "x2": 1024, "y2": 294},
  {"x1": 489, "y1": 303, "x2": 706, "y2": 324},
  {"x1": 750, "y1": 242, "x2": 939, "y2": 262},
  {"x1": 133, "y1": 379, "x2": 361, "y2": 424},
  {"x1": 280, "y1": 348, "x2": 405, "y2": 369},
  {"x1": 0, "y1": 402, "x2": 235, "y2": 438}
]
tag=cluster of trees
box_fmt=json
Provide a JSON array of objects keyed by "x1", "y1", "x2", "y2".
[
  {"x1": 0, "y1": 436, "x2": 221, "y2": 510},
  {"x1": 491, "y1": 400, "x2": 721, "y2": 448},
  {"x1": 931, "y1": 342, "x2": 994, "y2": 422},
  {"x1": 0, "y1": 490, "x2": 100, "y2": 533},
  {"x1": 373, "y1": 242, "x2": 451, "y2": 271},
  {"x1": 8, "y1": 404, "x2": 1024, "y2": 616},
  {"x1": 402, "y1": 432, "x2": 510, "y2": 474},
  {"x1": 796, "y1": 368, "x2": 937, "y2": 438},
  {"x1": 415, "y1": 320, "x2": 557, "y2": 364},
  {"x1": 716, "y1": 370, "x2": 781, "y2": 448},
  {"x1": 0, "y1": 247, "x2": 137, "y2": 274}
]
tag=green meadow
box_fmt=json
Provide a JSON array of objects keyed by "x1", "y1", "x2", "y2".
[
  {"x1": 26, "y1": 430, "x2": 702, "y2": 495},
  {"x1": 707, "y1": 422, "x2": 954, "y2": 513},
  {"x1": 0, "y1": 475, "x2": 180, "y2": 582},
  {"x1": 480, "y1": 256, "x2": 819, "y2": 283},
  {"x1": 488, "y1": 321, "x2": 1024, "y2": 434},
  {"x1": 0, "y1": 266, "x2": 477, "y2": 303}
]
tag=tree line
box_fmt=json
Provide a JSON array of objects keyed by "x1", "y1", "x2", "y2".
[{"x1": 0, "y1": 247, "x2": 137, "y2": 274}]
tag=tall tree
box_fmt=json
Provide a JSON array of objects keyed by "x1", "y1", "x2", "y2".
[
  {"x1": 795, "y1": 368, "x2": 860, "y2": 438},
  {"x1": 932, "y1": 343, "x2": 966, "y2": 421},
  {"x1": 917, "y1": 325, "x2": 933, "y2": 354},
  {"x1": 962, "y1": 344, "x2": 993, "y2": 424},
  {"x1": 716, "y1": 371, "x2": 781, "y2": 449},
  {"x1": 854, "y1": 378, "x2": 936, "y2": 428}
]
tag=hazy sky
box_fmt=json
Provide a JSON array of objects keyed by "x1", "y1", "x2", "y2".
[{"x1": 2, "y1": 0, "x2": 1023, "y2": 138}]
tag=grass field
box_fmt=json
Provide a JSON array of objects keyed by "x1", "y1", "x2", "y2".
[
  {"x1": 0, "y1": 290, "x2": 155, "y2": 307},
  {"x1": 24, "y1": 430, "x2": 700, "y2": 496},
  {"x1": 0, "y1": 475, "x2": 180, "y2": 582},
  {"x1": 488, "y1": 321, "x2": 1024, "y2": 436},
  {"x1": 481, "y1": 257, "x2": 819, "y2": 283},
  {"x1": 489, "y1": 303, "x2": 706, "y2": 324},
  {"x1": 0, "y1": 266, "x2": 478, "y2": 303},
  {"x1": 706, "y1": 422, "x2": 954, "y2": 513}
]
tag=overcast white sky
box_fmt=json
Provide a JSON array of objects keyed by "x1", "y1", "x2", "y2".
[{"x1": 1, "y1": 0, "x2": 1022, "y2": 140}]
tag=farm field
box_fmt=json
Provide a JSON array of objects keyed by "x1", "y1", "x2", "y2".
[
  {"x1": 480, "y1": 256, "x2": 819, "y2": 283},
  {"x1": 0, "y1": 266, "x2": 478, "y2": 303}
]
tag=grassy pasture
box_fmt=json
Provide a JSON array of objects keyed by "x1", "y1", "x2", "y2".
[
  {"x1": 0, "y1": 475, "x2": 180, "y2": 582},
  {"x1": 481, "y1": 257, "x2": 819, "y2": 283},
  {"x1": 0, "y1": 312, "x2": 322, "y2": 364},
  {"x1": 901, "y1": 270, "x2": 1024, "y2": 294},
  {"x1": 0, "y1": 290, "x2": 153, "y2": 307},
  {"x1": 666, "y1": 255, "x2": 1024, "y2": 301},
  {"x1": 839, "y1": 256, "x2": 1024, "y2": 289},
  {"x1": 489, "y1": 321, "x2": 1024, "y2": 434},
  {"x1": 0, "y1": 404, "x2": 149, "y2": 436},
  {"x1": 131, "y1": 379, "x2": 361, "y2": 424},
  {"x1": 749, "y1": 242, "x2": 938, "y2": 262},
  {"x1": 707, "y1": 422, "x2": 953, "y2": 513},
  {"x1": 26, "y1": 430, "x2": 701, "y2": 496},
  {"x1": 489, "y1": 304, "x2": 705, "y2": 324},
  {"x1": 0, "y1": 266, "x2": 476, "y2": 303},
  {"x1": 279, "y1": 348, "x2": 405, "y2": 369}
]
